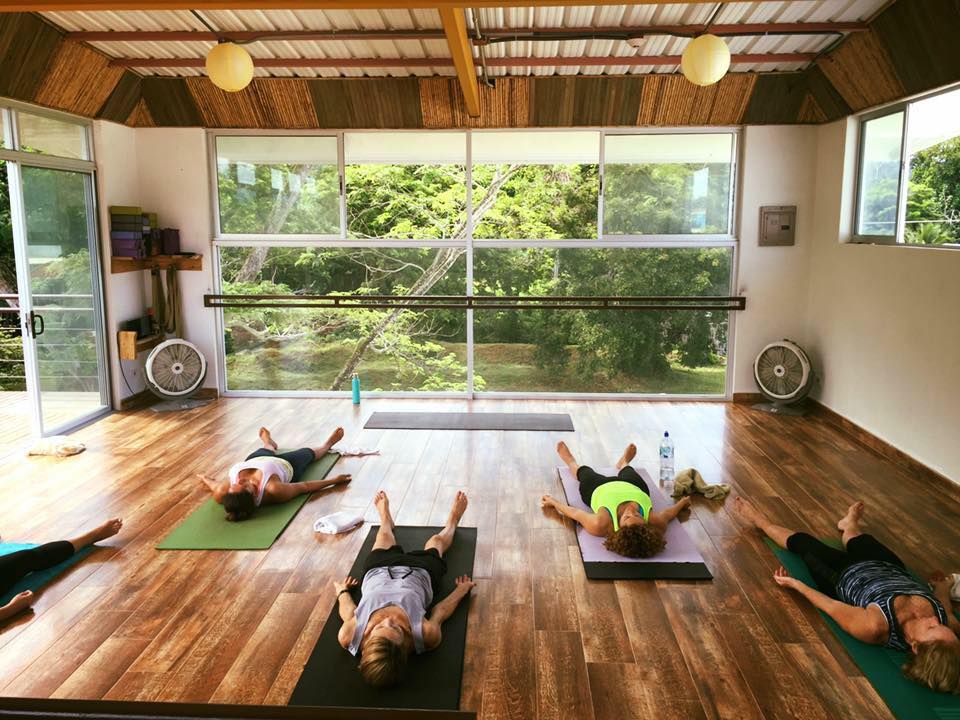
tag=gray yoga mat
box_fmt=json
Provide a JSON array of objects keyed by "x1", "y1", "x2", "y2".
[
  {"x1": 365, "y1": 412, "x2": 574, "y2": 432},
  {"x1": 558, "y1": 466, "x2": 712, "y2": 580}
]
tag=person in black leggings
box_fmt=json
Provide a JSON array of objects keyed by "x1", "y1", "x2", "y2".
[
  {"x1": 735, "y1": 497, "x2": 960, "y2": 694},
  {"x1": 0, "y1": 517, "x2": 122, "y2": 624},
  {"x1": 197, "y1": 426, "x2": 352, "y2": 521}
]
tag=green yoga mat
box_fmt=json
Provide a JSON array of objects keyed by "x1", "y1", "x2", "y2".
[
  {"x1": 767, "y1": 538, "x2": 960, "y2": 720},
  {"x1": 157, "y1": 452, "x2": 341, "y2": 550}
]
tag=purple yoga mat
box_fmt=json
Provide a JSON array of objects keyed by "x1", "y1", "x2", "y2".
[{"x1": 557, "y1": 466, "x2": 707, "y2": 565}]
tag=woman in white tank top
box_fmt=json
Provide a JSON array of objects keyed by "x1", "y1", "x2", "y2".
[{"x1": 197, "y1": 426, "x2": 352, "y2": 521}]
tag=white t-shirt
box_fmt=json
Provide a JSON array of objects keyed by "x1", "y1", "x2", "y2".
[{"x1": 227, "y1": 456, "x2": 294, "y2": 506}]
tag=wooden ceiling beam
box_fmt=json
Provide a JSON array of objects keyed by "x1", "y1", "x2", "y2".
[
  {"x1": 107, "y1": 52, "x2": 818, "y2": 69},
  {"x1": 438, "y1": 7, "x2": 479, "y2": 118},
  {"x1": 0, "y1": 0, "x2": 791, "y2": 11},
  {"x1": 63, "y1": 22, "x2": 868, "y2": 43}
]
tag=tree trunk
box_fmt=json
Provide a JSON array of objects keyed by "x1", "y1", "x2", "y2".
[{"x1": 329, "y1": 165, "x2": 520, "y2": 390}]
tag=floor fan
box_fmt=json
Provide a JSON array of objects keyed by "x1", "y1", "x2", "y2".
[
  {"x1": 752, "y1": 339, "x2": 814, "y2": 416},
  {"x1": 145, "y1": 339, "x2": 209, "y2": 412}
]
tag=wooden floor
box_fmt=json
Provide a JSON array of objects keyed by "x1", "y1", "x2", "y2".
[
  {"x1": 2, "y1": 397, "x2": 959, "y2": 719},
  {"x1": 0, "y1": 391, "x2": 104, "y2": 459}
]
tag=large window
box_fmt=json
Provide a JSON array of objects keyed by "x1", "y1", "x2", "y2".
[
  {"x1": 854, "y1": 85, "x2": 960, "y2": 247},
  {"x1": 212, "y1": 129, "x2": 738, "y2": 396}
]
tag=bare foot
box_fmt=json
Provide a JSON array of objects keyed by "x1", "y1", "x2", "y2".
[
  {"x1": 4, "y1": 590, "x2": 34, "y2": 617},
  {"x1": 92, "y1": 518, "x2": 123, "y2": 542},
  {"x1": 259, "y1": 427, "x2": 278, "y2": 450},
  {"x1": 838, "y1": 501, "x2": 865, "y2": 534},
  {"x1": 617, "y1": 443, "x2": 637, "y2": 469},
  {"x1": 448, "y1": 491, "x2": 468, "y2": 527},
  {"x1": 327, "y1": 427, "x2": 345, "y2": 447},
  {"x1": 556, "y1": 441, "x2": 576, "y2": 466},
  {"x1": 733, "y1": 497, "x2": 763, "y2": 527},
  {"x1": 374, "y1": 490, "x2": 393, "y2": 529}
]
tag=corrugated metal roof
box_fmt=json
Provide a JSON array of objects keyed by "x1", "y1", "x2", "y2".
[{"x1": 40, "y1": 0, "x2": 889, "y2": 79}]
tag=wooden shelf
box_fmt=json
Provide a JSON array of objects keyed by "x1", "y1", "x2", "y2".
[
  {"x1": 118, "y1": 332, "x2": 165, "y2": 360},
  {"x1": 111, "y1": 254, "x2": 203, "y2": 274}
]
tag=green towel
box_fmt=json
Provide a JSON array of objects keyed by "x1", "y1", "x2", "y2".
[
  {"x1": 156, "y1": 452, "x2": 341, "y2": 550},
  {"x1": 767, "y1": 538, "x2": 960, "y2": 720}
]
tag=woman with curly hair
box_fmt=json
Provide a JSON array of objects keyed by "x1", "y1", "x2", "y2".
[
  {"x1": 735, "y1": 497, "x2": 960, "y2": 695},
  {"x1": 541, "y1": 441, "x2": 691, "y2": 558}
]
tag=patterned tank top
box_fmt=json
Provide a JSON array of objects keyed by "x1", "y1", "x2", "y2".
[{"x1": 836, "y1": 560, "x2": 948, "y2": 651}]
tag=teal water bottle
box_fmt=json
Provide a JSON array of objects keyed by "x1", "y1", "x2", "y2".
[{"x1": 351, "y1": 373, "x2": 361, "y2": 405}]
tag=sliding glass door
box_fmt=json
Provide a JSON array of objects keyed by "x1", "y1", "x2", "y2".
[{"x1": 1, "y1": 103, "x2": 109, "y2": 438}]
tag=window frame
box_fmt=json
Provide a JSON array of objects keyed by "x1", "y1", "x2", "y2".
[
  {"x1": 208, "y1": 126, "x2": 741, "y2": 400},
  {"x1": 852, "y1": 82, "x2": 960, "y2": 249}
]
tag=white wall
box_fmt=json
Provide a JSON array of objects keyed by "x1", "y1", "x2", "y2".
[
  {"x1": 805, "y1": 119, "x2": 960, "y2": 481},
  {"x1": 133, "y1": 128, "x2": 220, "y2": 392},
  {"x1": 93, "y1": 120, "x2": 146, "y2": 404},
  {"x1": 732, "y1": 125, "x2": 817, "y2": 394}
]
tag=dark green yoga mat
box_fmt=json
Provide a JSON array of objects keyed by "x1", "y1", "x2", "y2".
[
  {"x1": 768, "y1": 538, "x2": 960, "y2": 720},
  {"x1": 156, "y1": 452, "x2": 340, "y2": 550}
]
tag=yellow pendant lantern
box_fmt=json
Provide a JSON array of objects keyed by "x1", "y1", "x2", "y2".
[
  {"x1": 206, "y1": 42, "x2": 254, "y2": 93},
  {"x1": 680, "y1": 34, "x2": 731, "y2": 87}
]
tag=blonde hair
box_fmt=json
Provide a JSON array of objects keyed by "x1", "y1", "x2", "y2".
[
  {"x1": 902, "y1": 641, "x2": 960, "y2": 694},
  {"x1": 359, "y1": 636, "x2": 409, "y2": 687}
]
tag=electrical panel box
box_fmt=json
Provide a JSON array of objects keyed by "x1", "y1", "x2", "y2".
[{"x1": 759, "y1": 205, "x2": 797, "y2": 246}]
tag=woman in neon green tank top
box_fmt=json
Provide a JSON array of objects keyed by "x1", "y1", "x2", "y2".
[{"x1": 541, "y1": 441, "x2": 691, "y2": 558}]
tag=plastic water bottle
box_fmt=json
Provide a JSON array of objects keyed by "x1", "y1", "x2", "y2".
[
  {"x1": 659, "y1": 431, "x2": 675, "y2": 486},
  {"x1": 351, "y1": 373, "x2": 361, "y2": 405}
]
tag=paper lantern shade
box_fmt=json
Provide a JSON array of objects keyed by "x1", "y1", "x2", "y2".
[
  {"x1": 680, "y1": 34, "x2": 731, "y2": 87},
  {"x1": 206, "y1": 42, "x2": 254, "y2": 93}
]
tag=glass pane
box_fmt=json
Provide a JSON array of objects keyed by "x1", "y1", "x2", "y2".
[
  {"x1": 472, "y1": 131, "x2": 599, "y2": 240},
  {"x1": 604, "y1": 134, "x2": 733, "y2": 235},
  {"x1": 17, "y1": 111, "x2": 89, "y2": 160},
  {"x1": 904, "y1": 88, "x2": 960, "y2": 245},
  {"x1": 219, "y1": 246, "x2": 468, "y2": 391},
  {"x1": 0, "y1": 160, "x2": 25, "y2": 392},
  {"x1": 345, "y1": 132, "x2": 466, "y2": 240},
  {"x1": 856, "y1": 112, "x2": 904, "y2": 237},
  {"x1": 216, "y1": 136, "x2": 340, "y2": 235},
  {"x1": 21, "y1": 167, "x2": 105, "y2": 429},
  {"x1": 472, "y1": 247, "x2": 732, "y2": 394}
]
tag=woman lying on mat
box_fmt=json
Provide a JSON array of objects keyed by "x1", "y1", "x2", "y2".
[
  {"x1": 335, "y1": 490, "x2": 475, "y2": 687},
  {"x1": 735, "y1": 497, "x2": 960, "y2": 694},
  {"x1": 0, "y1": 518, "x2": 122, "y2": 624},
  {"x1": 541, "y1": 441, "x2": 691, "y2": 558},
  {"x1": 197, "y1": 426, "x2": 351, "y2": 522}
]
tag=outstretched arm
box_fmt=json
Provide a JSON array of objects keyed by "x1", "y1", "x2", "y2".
[
  {"x1": 197, "y1": 474, "x2": 227, "y2": 504},
  {"x1": 541, "y1": 495, "x2": 604, "y2": 536},
  {"x1": 267, "y1": 474, "x2": 353, "y2": 503},
  {"x1": 334, "y1": 577, "x2": 359, "y2": 649},
  {"x1": 930, "y1": 572, "x2": 960, "y2": 634},
  {"x1": 423, "y1": 576, "x2": 475, "y2": 650},
  {"x1": 774, "y1": 567, "x2": 885, "y2": 643}
]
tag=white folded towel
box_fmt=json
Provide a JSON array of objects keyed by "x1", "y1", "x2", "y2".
[
  {"x1": 314, "y1": 511, "x2": 364, "y2": 535},
  {"x1": 336, "y1": 448, "x2": 380, "y2": 458}
]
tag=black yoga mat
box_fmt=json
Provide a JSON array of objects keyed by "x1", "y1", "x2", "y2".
[
  {"x1": 289, "y1": 525, "x2": 477, "y2": 711},
  {"x1": 364, "y1": 412, "x2": 574, "y2": 432}
]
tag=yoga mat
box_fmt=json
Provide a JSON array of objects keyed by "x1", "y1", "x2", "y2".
[
  {"x1": 289, "y1": 525, "x2": 477, "y2": 710},
  {"x1": 156, "y1": 452, "x2": 340, "y2": 550},
  {"x1": 0, "y1": 543, "x2": 93, "y2": 606},
  {"x1": 768, "y1": 539, "x2": 960, "y2": 720},
  {"x1": 364, "y1": 412, "x2": 574, "y2": 432},
  {"x1": 558, "y1": 466, "x2": 712, "y2": 580}
]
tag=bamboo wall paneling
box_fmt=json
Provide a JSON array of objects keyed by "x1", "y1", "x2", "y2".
[
  {"x1": 127, "y1": 97, "x2": 154, "y2": 127},
  {"x1": 419, "y1": 77, "x2": 529, "y2": 129},
  {"x1": 0, "y1": 12, "x2": 61, "y2": 101},
  {"x1": 185, "y1": 77, "x2": 263, "y2": 129},
  {"x1": 804, "y1": 66, "x2": 851, "y2": 122},
  {"x1": 815, "y1": 29, "x2": 904, "y2": 111},
  {"x1": 741, "y1": 73, "x2": 809, "y2": 125},
  {"x1": 530, "y1": 76, "x2": 645, "y2": 127},
  {"x1": 871, "y1": 0, "x2": 960, "y2": 97},
  {"x1": 34, "y1": 36, "x2": 125, "y2": 115},
  {"x1": 309, "y1": 78, "x2": 422, "y2": 129},
  {"x1": 140, "y1": 77, "x2": 203, "y2": 126},
  {"x1": 636, "y1": 73, "x2": 755, "y2": 126},
  {"x1": 97, "y1": 70, "x2": 141, "y2": 123},
  {"x1": 186, "y1": 77, "x2": 320, "y2": 129},
  {"x1": 797, "y1": 94, "x2": 828, "y2": 124}
]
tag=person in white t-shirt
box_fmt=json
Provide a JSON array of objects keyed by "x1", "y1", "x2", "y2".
[{"x1": 198, "y1": 426, "x2": 351, "y2": 521}]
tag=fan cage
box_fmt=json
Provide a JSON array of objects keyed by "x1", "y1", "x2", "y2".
[
  {"x1": 145, "y1": 339, "x2": 207, "y2": 399},
  {"x1": 753, "y1": 340, "x2": 812, "y2": 403}
]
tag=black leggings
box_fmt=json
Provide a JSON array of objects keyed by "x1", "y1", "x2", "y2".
[
  {"x1": 245, "y1": 447, "x2": 317, "y2": 483},
  {"x1": 576, "y1": 465, "x2": 650, "y2": 507},
  {"x1": 0, "y1": 541, "x2": 74, "y2": 597},
  {"x1": 786, "y1": 532, "x2": 906, "y2": 597}
]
